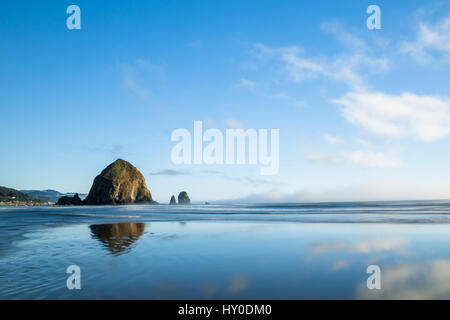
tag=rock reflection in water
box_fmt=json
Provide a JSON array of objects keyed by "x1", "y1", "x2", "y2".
[{"x1": 89, "y1": 223, "x2": 146, "y2": 255}]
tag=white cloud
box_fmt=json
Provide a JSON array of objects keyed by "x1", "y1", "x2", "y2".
[
  {"x1": 151, "y1": 169, "x2": 189, "y2": 176},
  {"x1": 355, "y1": 138, "x2": 374, "y2": 148},
  {"x1": 202, "y1": 116, "x2": 215, "y2": 127},
  {"x1": 334, "y1": 90, "x2": 450, "y2": 141},
  {"x1": 402, "y1": 17, "x2": 450, "y2": 62},
  {"x1": 324, "y1": 134, "x2": 344, "y2": 145},
  {"x1": 320, "y1": 21, "x2": 367, "y2": 51},
  {"x1": 238, "y1": 78, "x2": 257, "y2": 87},
  {"x1": 252, "y1": 23, "x2": 389, "y2": 90},
  {"x1": 345, "y1": 151, "x2": 401, "y2": 168},
  {"x1": 279, "y1": 45, "x2": 385, "y2": 89},
  {"x1": 305, "y1": 154, "x2": 341, "y2": 165},
  {"x1": 306, "y1": 150, "x2": 401, "y2": 168},
  {"x1": 123, "y1": 64, "x2": 151, "y2": 100},
  {"x1": 270, "y1": 92, "x2": 306, "y2": 108},
  {"x1": 224, "y1": 118, "x2": 244, "y2": 129},
  {"x1": 122, "y1": 59, "x2": 164, "y2": 101}
]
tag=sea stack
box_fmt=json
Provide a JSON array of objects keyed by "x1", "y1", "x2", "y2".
[
  {"x1": 55, "y1": 193, "x2": 83, "y2": 206},
  {"x1": 178, "y1": 191, "x2": 191, "y2": 205},
  {"x1": 83, "y1": 159, "x2": 156, "y2": 205},
  {"x1": 169, "y1": 195, "x2": 177, "y2": 205}
]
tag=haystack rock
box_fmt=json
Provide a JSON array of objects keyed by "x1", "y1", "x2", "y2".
[
  {"x1": 178, "y1": 191, "x2": 191, "y2": 205},
  {"x1": 83, "y1": 159, "x2": 156, "y2": 205},
  {"x1": 169, "y1": 195, "x2": 177, "y2": 205}
]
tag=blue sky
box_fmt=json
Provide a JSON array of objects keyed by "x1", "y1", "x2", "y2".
[{"x1": 2, "y1": 0, "x2": 450, "y2": 202}]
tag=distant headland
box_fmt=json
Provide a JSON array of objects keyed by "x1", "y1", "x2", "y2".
[
  {"x1": 0, "y1": 187, "x2": 88, "y2": 206},
  {"x1": 0, "y1": 186, "x2": 45, "y2": 206}
]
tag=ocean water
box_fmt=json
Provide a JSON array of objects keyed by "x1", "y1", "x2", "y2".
[{"x1": 1, "y1": 201, "x2": 450, "y2": 299}]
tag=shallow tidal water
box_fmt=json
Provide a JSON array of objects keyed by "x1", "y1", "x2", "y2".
[{"x1": 1, "y1": 201, "x2": 450, "y2": 299}]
